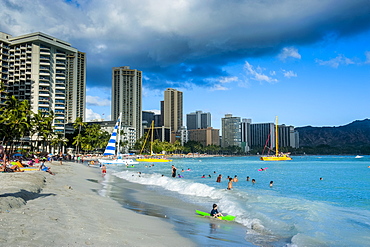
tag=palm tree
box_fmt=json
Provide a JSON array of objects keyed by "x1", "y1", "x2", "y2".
[
  {"x1": 51, "y1": 134, "x2": 68, "y2": 154},
  {"x1": 73, "y1": 117, "x2": 86, "y2": 154}
]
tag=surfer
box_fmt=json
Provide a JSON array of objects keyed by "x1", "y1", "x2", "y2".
[{"x1": 210, "y1": 204, "x2": 223, "y2": 218}]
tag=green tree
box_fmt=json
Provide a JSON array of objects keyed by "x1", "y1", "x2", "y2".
[{"x1": 73, "y1": 117, "x2": 87, "y2": 154}]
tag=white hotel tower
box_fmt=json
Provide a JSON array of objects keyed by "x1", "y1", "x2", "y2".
[
  {"x1": 111, "y1": 66, "x2": 142, "y2": 140},
  {"x1": 0, "y1": 32, "x2": 86, "y2": 132}
]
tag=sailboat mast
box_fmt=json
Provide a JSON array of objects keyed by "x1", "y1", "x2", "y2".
[
  {"x1": 150, "y1": 120, "x2": 154, "y2": 155},
  {"x1": 116, "y1": 112, "x2": 122, "y2": 156},
  {"x1": 275, "y1": 116, "x2": 279, "y2": 156}
]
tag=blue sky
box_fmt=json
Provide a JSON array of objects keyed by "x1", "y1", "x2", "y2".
[{"x1": 1, "y1": 0, "x2": 369, "y2": 129}]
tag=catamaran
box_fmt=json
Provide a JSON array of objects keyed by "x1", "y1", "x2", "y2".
[
  {"x1": 260, "y1": 116, "x2": 292, "y2": 161},
  {"x1": 136, "y1": 121, "x2": 172, "y2": 162},
  {"x1": 98, "y1": 113, "x2": 139, "y2": 166}
]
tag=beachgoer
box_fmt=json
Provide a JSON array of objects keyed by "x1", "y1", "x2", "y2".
[
  {"x1": 201, "y1": 175, "x2": 206, "y2": 178},
  {"x1": 101, "y1": 165, "x2": 107, "y2": 174},
  {"x1": 216, "y1": 174, "x2": 222, "y2": 183},
  {"x1": 171, "y1": 165, "x2": 177, "y2": 178},
  {"x1": 246, "y1": 176, "x2": 250, "y2": 181},
  {"x1": 260, "y1": 168, "x2": 264, "y2": 171},
  {"x1": 208, "y1": 175, "x2": 211, "y2": 178},
  {"x1": 320, "y1": 177, "x2": 323, "y2": 180},
  {"x1": 39, "y1": 161, "x2": 54, "y2": 175},
  {"x1": 210, "y1": 204, "x2": 223, "y2": 217},
  {"x1": 227, "y1": 178, "x2": 233, "y2": 190},
  {"x1": 181, "y1": 169, "x2": 184, "y2": 172},
  {"x1": 252, "y1": 179, "x2": 256, "y2": 184},
  {"x1": 270, "y1": 181, "x2": 273, "y2": 187},
  {"x1": 178, "y1": 173, "x2": 183, "y2": 178},
  {"x1": 233, "y1": 175, "x2": 238, "y2": 182}
]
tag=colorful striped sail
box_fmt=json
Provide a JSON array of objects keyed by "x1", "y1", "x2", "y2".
[{"x1": 102, "y1": 117, "x2": 120, "y2": 156}]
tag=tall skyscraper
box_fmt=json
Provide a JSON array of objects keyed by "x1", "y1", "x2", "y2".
[
  {"x1": 186, "y1": 110, "x2": 211, "y2": 130},
  {"x1": 221, "y1": 114, "x2": 241, "y2": 147},
  {"x1": 0, "y1": 31, "x2": 86, "y2": 132},
  {"x1": 111, "y1": 66, "x2": 142, "y2": 140},
  {"x1": 240, "y1": 118, "x2": 252, "y2": 152},
  {"x1": 163, "y1": 88, "x2": 183, "y2": 133}
]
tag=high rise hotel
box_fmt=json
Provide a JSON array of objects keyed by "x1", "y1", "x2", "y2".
[
  {"x1": 111, "y1": 66, "x2": 142, "y2": 140},
  {"x1": 163, "y1": 88, "x2": 183, "y2": 133},
  {"x1": 0, "y1": 32, "x2": 86, "y2": 132}
]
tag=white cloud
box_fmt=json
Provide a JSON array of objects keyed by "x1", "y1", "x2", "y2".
[
  {"x1": 282, "y1": 70, "x2": 297, "y2": 78},
  {"x1": 278, "y1": 47, "x2": 301, "y2": 61},
  {"x1": 316, "y1": 54, "x2": 355, "y2": 68},
  {"x1": 365, "y1": 51, "x2": 370, "y2": 64},
  {"x1": 85, "y1": 108, "x2": 103, "y2": 121},
  {"x1": 145, "y1": 109, "x2": 160, "y2": 114},
  {"x1": 244, "y1": 61, "x2": 278, "y2": 83},
  {"x1": 210, "y1": 84, "x2": 229, "y2": 91},
  {"x1": 86, "y1": 96, "x2": 110, "y2": 106},
  {"x1": 218, "y1": 76, "x2": 238, "y2": 84}
]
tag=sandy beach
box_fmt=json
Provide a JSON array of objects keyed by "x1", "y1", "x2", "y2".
[{"x1": 0, "y1": 161, "x2": 196, "y2": 247}]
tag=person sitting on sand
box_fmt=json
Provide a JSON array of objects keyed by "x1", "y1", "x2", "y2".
[
  {"x1": 210, "y1": 204, "x2": 223, "y2": 218},
  {"x1": 39, "y1": 161, "x2": 54, "y2": 175},
  {"x1": 0, "y1": 163, "x2": 19, "y2": 172}
]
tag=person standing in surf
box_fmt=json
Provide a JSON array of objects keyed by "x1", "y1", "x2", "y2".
[{"x1": 171, "y1": 165, "x2": 177, "y2": 178}]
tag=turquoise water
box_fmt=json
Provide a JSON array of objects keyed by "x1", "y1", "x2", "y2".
[{"x1": 107, "y1": 156, "x2": 370, "y2": 246}]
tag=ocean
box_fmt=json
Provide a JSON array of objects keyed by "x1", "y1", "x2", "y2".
[{"x1": 100, "y1": 156, "x2": 370, "y2": 246}]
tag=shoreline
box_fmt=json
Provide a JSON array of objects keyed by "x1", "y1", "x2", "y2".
[{"x1": 0, "y1": 161, "x2": 196, "y2": 246}]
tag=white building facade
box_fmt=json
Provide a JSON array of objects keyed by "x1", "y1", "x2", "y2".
[{"x1": 0, "y1": 31, "x2": 86, "y2": 132}]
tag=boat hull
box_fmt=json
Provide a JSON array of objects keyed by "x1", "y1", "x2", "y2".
[
  {"x1": 98, "y1": 159, "x2": 139, "y2": 165},
  {"x1": 260, "y1": 156, "x2": 292, "y2": 161},
  {"x1": 136, "y1": 158, "x2": 172, "y2": 162}
]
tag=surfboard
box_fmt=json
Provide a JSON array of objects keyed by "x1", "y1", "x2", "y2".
[
  {"x1": 195, "y1": 210, "x2": 236, "y2": 221},
  {"x1": 258, "y1": 167, "x2": 268, "y2": 171}
]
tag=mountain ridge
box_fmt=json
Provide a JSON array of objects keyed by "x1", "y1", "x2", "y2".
[{"x1": 296, "y1": 119, "x2": 370, "y2": 147}]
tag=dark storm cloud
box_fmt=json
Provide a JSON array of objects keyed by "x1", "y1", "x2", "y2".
[{"x1": 1, "y1": 0, "x2": 370, "y2": 89}]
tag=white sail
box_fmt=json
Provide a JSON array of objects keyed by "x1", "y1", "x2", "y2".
[{"x1": 102, "y1": 116, "x2": 120, "y2": 156}]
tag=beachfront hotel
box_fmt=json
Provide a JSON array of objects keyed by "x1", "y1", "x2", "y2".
[
  {"x1": 186, "y1": 110, "x2": 212, "y2": 130},
  {"x1": 221, "y1": 114, "x2": 242, "y2": 148},
  {"x1": 111, "y1": 66, "x2": 142, "y2": 140},
  {"x1": 0, "y1": 31, "x2": 86, "y2": 132},
  {"x1": 163, "y1": 88, "x2": 183, "y2": 133}
]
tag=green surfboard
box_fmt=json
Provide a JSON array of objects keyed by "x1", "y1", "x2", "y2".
[{"x1": 195, "y1": 210, "x2": 236, "y2": 221}]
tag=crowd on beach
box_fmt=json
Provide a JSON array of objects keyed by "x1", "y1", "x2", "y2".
[{"x1": 0, "y1": 144, "x2": 99, "y2": 175}]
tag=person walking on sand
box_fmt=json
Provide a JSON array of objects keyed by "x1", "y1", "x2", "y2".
[
  {"x1": 227, "y1": 178, "x2": 233, "y2": 190},
  {"x1": 216, "y1": 174, "x2": 222, "y2": 183},
  {"x1": 171, "y1": 165, "x2": 177, "y2": 178},
  {"x1": 101, "y1": 164, "x2": 107, "y2": 174}
]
